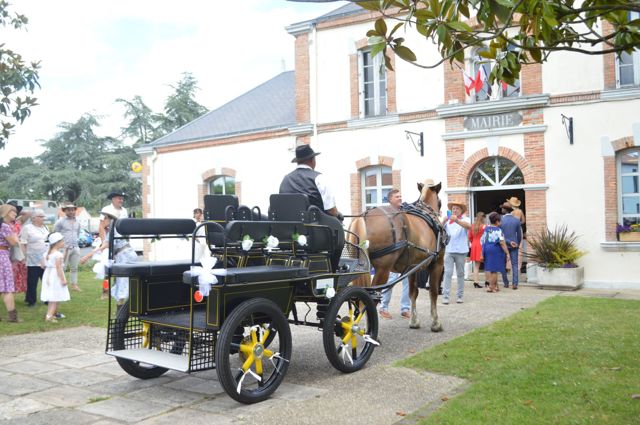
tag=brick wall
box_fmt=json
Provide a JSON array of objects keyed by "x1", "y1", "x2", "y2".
[
  {"x1": 295, "y1": 33, "x2": 310, "y2": 124},
  {"x1": 602, "y1": 20, "x2": 617, "y2": 89}
]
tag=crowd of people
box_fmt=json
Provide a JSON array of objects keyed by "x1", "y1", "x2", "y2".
[
  {"x1": 0, "y1": 191, "x2": 131, "y2": 324},
  {"x1": 441, "y1": 197, "x2": 526, "y2": 304}
]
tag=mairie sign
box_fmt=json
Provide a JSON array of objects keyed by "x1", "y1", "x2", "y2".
[{"x1": 464, "y1": 112, "x2": 522, "y2": 130}]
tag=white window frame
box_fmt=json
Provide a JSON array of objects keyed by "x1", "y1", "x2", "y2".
[
  {"x1": 469, "y1": 47, "x2": 521, "y2": 102},
  {"x1": 361, "y1": 166, "x2": 393, "y2": 209},
  {"x1": 358, "y1": 49, "x2": 387, "y2": 118},
  {"x1": 617, "y1": 148, "x2": 640, "y2": 225},
  {"x1": 208, "y1": 175, "x2": 235, "y2": 195},
  {"x1": 469, "y1": 157, "x2": 524, "y2": 188},
  {"x1": 616, "y1": 12, "x2": 640, "y2": 88}
]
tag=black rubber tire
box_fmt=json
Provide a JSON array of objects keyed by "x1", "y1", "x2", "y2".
[
  {"x1": 215, "y1": 298, "x2": 292, "y2": 404},
  {"x1": 322, "y1": 286, "x2": 379, "y2": 373},
  {"x1": 113, "y1": 301, "x2": 169, "y2": 379}
]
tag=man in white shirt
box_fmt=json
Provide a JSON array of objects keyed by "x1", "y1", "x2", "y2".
[
  {"x1": 441, "y1": 202, "x2": 471, "y2": 304},
  {"x1": 279, "y1": 145, "x2": 343, "y2": 220},
  {"x1": 99, "y1": 191, "x2": 128, "y2": 241}
]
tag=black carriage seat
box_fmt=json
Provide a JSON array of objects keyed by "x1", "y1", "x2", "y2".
[
  {"x1": 114, "y1": 218, "x2": 196, "y2": 237},
  {"x1": 268, "y1": 193, "x2": 316, "y2": 222},
  {"x1": 203, "y1": 195, "x2": 239, "y2": 247},
  {"x1": 183, "y1": 265, "x2": 308, "y2": 285},
  {"x1": 204, "y1": 194, "x2": 238, "y2": 222},
  {"x1": 110, "y1": 260, "x2": 204, "y2": 277},
  {"x1": 306, "y1": 206, "x2": 344, "y2": 271}
]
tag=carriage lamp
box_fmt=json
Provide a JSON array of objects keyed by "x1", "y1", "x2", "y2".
[
  {"x1": 561, "y1": 114, "x2": 574, "y2": 145},
  {"x1": 405, "y1": 131, "x2": 424, "y2": 157}
]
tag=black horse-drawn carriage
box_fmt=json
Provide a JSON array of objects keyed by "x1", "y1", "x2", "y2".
[{"x1": 103, "y1": 194, "x2": 379, "y2": 403}]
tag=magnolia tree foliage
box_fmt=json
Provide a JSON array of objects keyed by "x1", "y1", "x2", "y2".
[
  {"x1": 0, "y1": 0, "x2": 40, "y2": 149},
  {"x1": 355, "y1": 0, "x2": 640, "y2": 84}
]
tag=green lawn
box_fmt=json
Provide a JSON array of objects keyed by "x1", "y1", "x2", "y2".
[
  {"x1": 0, "y1": 267, "x2": 109, "y2": 336},
  {"x1": 398, "y1": 296, "x2": 640, "y2": 425}
]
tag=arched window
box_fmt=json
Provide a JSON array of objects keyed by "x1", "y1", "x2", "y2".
[
  {"x1": 208, "y1": 175, "x2": 235, "y2": 195},
  {"x1": 618, "y1": 148, "x2": 640, "y2": 225},
  {"x1": 362, "y1": 166, "x2": 392, "y2": 209},
  {"x1": 470, "y1": 157, "x2": 524, "y2": 187}
]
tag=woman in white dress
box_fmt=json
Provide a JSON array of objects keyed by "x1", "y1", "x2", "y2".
[{"x1": 41, "y1": 232, "x2": 70, "y2": 322}]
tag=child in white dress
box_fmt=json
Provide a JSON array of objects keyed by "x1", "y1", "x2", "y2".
[{"x1": 41, "y1": 232, "x2": 70, "y2": 322}]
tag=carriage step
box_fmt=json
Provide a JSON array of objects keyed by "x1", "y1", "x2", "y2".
[{"x1": 107, "y1": 349, "x2": 190, "y2": 372}]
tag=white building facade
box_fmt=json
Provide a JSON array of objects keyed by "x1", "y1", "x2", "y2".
[{"x1": 139, "y1": 5, "x2": 640, "y2": 288}]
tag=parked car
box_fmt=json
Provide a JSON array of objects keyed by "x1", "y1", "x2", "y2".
[{"x1": 78, "y1": 229, "x2": 94, "y2": 248}]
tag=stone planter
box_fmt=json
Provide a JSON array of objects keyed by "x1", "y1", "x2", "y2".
[
  {"x1": 619, "y1": 232, "x2": 640, "y2": 242},
  {"x1": 538, "y1": 266, "x2": 584, "y2": 291}
]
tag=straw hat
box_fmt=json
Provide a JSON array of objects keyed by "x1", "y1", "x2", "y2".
[
  {"x1": 506, "y1": 196, "x2": 521, "y2": 207},
  {"x1": 447, "y1": 202, "x2": 467, "y2": 215},
  {"x1": 100, "y1": 205, "x2": 120, "y2": 219}
]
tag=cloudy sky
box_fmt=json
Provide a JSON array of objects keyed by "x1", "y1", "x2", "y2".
[{"x1": 1, "y1": 0, "x2": 346, "y2": 164}]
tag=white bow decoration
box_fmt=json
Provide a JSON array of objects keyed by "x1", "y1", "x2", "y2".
[
  {"x1": 241, "y1": 236, "x2": 254, "y2": 251},
  {"x1": 92, "y1": 250, "x2": 111, "y2": 279},
  {"x1": 190, "y1": 256, "x2": 218, "y2": 296}
]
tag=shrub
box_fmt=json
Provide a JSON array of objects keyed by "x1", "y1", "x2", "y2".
[{"x1": 526, "y1": 224, "x2": 585, "y2": 268}]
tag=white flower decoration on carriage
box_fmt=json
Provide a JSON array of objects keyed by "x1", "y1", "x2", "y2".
[
  {"x1": 296, "y1": 234, "x2": 307, "y2": 247},
  {"x1": 241, "y1": 235, "x2": 254, "y2": 251},
  {"x1": 359, "y1": 239, "x2": 369, "y2": 250},
  {"x1": 265, "y1": 235, "x2": 279, "y2": 252},
  {"x1": 190, "y1": 256, "x2": 218, "y2": 296}
]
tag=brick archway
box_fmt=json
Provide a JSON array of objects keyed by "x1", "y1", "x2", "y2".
[
  {"x1": 197, "y1": 167, "x2": 241, "y2": 209},
  {"x1": 455, "y1": 147, "x2": 532, "y2": 187}
]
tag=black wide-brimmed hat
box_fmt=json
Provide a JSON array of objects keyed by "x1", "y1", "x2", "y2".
[
  {"x1": 291, "y1": 145, "x2": 320, "y2": 163},
  {"x1": 107, "y1": 191, "x2": 126, "y2": 200}
]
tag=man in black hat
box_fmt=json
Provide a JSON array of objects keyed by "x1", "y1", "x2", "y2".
[
  {"x1": 99, "y1": 191, "x2": 128, "y2": 240},
  {"x1": 279, "y1": 145, "x2": 343, "y2": 220}
]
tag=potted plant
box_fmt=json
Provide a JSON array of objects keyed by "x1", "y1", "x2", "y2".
[
  {"x1": 526, "y1": 225, "x2": 585, "y2": 291},
  {"x1": 616, "y1": 223, "x2": 640, "y2": 242}
]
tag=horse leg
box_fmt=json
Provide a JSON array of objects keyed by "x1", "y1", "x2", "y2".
[
  {"x1": 408, "y1": 274, "x2": 420, "y2": 329},
  {"x1": 429, "y1": 258, "x2": 444, "y2": 332}
]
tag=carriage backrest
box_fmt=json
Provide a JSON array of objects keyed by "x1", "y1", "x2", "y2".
[
  {"x1": 224, "y1": 220, "x2": 308, "y2": 244},
  {"x1": 268, "y1": 193, "x2": 311, "y2": 222},
  {"x1": 204, "y1": 194, "x2": 238, "y2": 222},
  {"x1": 114, "y1": 218, "x2": 196, "y2": 237}
]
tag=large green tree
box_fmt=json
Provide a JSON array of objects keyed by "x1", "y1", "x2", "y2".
[
  {"x1": 0, "y1": 0, "x2": 40, "y2": 149},
  {"x1": 158, "y1": 72, "x2": 208, "y2": 134},
  {"x1": 308, "y1": 0, "x2": 640, "y2": 84},
  {"x1": 34, "y1": 114, "x2": 141, "y2": 211},
  {"x1": 116, "y1": 95, "x2": 163, "y2": 147}
]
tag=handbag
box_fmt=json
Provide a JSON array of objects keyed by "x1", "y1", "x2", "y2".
[{"x1": 10, "y1": 244, "x2": 25, "y2": 262}]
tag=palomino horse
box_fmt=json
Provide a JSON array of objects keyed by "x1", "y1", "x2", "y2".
[{"x1": 348, "y1": 180, "x2": 445, "y2": 332}]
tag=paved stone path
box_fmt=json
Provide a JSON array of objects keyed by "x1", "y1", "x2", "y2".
[{"x1": 1, "y1": 286, "x2": 637, "y2": 424}]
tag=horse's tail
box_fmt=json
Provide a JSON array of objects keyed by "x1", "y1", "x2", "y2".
[{"x1": 348, "y1": 217, "x2": 372, "y2": 287}]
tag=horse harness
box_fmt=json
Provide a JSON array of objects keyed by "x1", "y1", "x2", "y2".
[{"x1": 366, "y1": 200, "x2": 448, "y2": 262}]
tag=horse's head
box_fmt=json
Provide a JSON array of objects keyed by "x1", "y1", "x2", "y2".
[{"x1": 417, "y1": 180, "x2": 442, "y2": 212}]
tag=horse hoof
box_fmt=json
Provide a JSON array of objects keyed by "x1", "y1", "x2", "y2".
[
  {"x1": 431, "y1": 323, "x2": 443, "y2": 332},
  {"x1": 409, "y1": 321, "x2": 421, "y2": 329}
]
